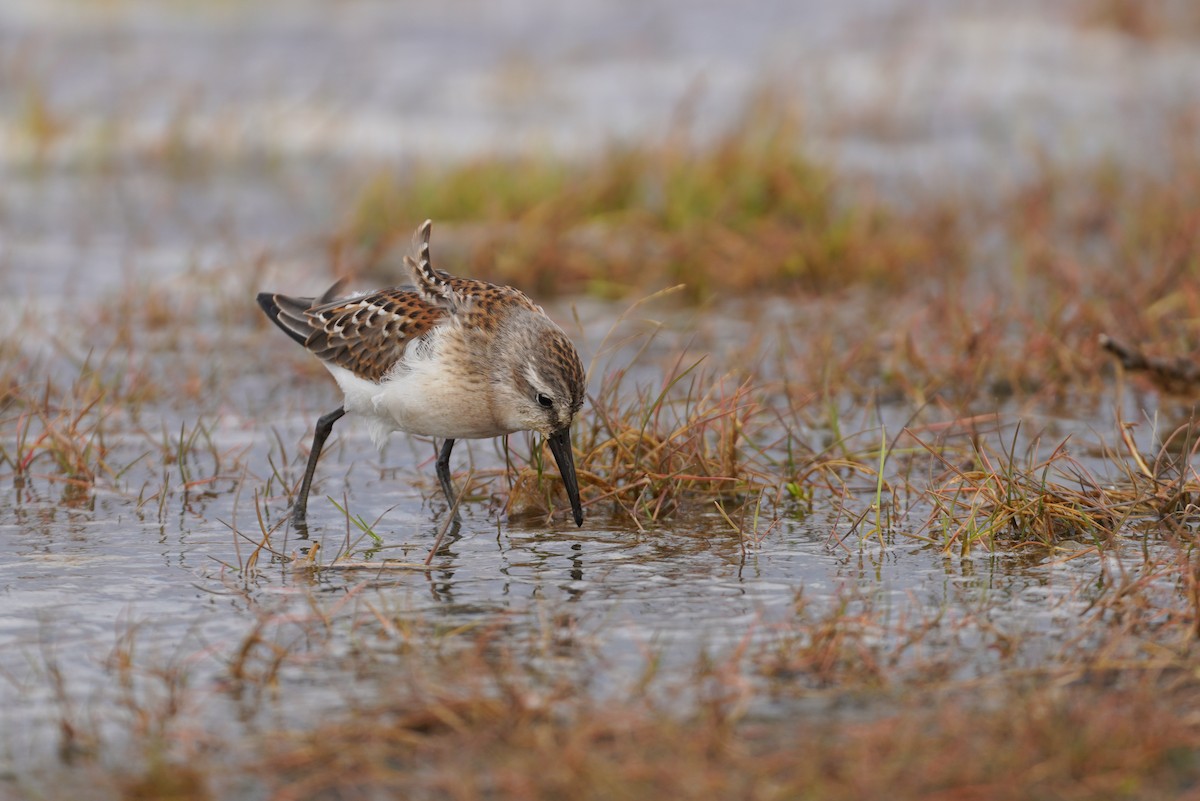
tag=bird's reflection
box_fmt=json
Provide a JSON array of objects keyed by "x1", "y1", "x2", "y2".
[{"x1": 424, "y1": 517, "x2": 463, "y2": 601}]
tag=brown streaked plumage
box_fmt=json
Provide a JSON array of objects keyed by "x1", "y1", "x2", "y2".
[{"x1": 257, "y1": 220, "x2": 586, "y2": 535}]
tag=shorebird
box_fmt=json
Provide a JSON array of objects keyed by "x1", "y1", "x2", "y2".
[{"x1": 257, "y1": 220, "x2": 586, "y2": 531}]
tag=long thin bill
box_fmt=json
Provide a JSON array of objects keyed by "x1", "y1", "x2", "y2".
[{"x1": 547, "y1": 427, "x2": 584, "y2": 526}]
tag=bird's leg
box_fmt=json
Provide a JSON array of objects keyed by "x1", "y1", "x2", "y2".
[
  {"x1": 436, "y1": 438, "x2": 462, "y2": 523},
  {"x1": 293, "y1": 406, "x2": 345, "y2": 529}
]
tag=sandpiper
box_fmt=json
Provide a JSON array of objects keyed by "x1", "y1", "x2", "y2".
[{"x1": 257, "y1": 220, "x2": 586, "y2": 529}]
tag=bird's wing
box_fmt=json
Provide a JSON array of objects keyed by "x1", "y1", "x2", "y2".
[{"x1": 282, "y1": 286, "x2": 447, "y2": 382}]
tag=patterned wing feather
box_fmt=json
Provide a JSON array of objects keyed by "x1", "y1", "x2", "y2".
[{"x1": 301, "y1": 288, "x2": 446, "y2": 382}]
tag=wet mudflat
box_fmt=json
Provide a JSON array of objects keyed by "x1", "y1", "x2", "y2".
[{"x1": 5, "y1": 1, "x2": 1200, "y2": 799}]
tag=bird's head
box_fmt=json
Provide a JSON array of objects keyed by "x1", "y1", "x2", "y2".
[{"x1": 490, "y1": 315, "x2": 586, "y2": 525}]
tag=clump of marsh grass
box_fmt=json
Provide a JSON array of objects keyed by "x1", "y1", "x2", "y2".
[
  {"x1": 578, "y1": 362, "x2": 769, "y2": 527},
  {"x1": 335, "y1": 95, "x2": 962, "y2": 300},
  {"x1": 501, "y1": 354, "x2": 773, "y2": 529},
  {"x1": 0, "y1": 374, "x2": 115, "y2": 495},
  {"x1": 898, "y1": 410, "x2": 1200, "y2": 555},
  {"x1": 916, "y1": 430, "x2": 1123, "y2": 554}
]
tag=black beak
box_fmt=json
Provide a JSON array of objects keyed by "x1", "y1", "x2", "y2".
[{"x1": 547, "y1": 427, "x2": 584, "y2": 526}]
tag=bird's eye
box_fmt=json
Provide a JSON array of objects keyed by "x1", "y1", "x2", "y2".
[{"x1": 536, "y1": 393, "x2": 554, "y2": 409}]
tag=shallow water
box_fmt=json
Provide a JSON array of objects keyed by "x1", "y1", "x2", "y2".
[
  {"x1": 1, "y1": 0, "x2": 1197, "y2": 787},
  {"x1": 0, "y1": 391, "x2": 1151, "y2": 770}
]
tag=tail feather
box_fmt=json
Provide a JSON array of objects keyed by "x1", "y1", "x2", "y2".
[{"x1": 257, "y1": 279, "x2": 349, "y2": 348}]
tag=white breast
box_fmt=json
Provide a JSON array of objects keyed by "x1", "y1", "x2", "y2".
[{"x1": 321, "y1": 328, "x2": 511, "y2": 448}]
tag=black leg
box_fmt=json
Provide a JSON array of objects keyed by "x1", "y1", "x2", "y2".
[
  {"x1": 426, "y1": 439, "x2": 463, "y2": 562},
  {"x1": 436, "y1": 438, "x2": 458, "y2": 510},
  {"x1": 294, "y1": 406, "x2": 345, "y2": 528}
]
